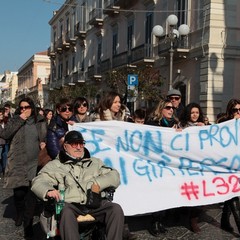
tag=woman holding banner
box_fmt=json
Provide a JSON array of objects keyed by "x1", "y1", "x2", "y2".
[
  {"x1": 92, "y1": 91, "x2": 136, "y2": 239},
  {"x1": 93, "y1": 91, "x2": 128, "y2": 121},
  {"x1": 178, "y1": 102, "x2": 205, "y2": 233},
  {"x1": 217, "y1": 98, "x2": 240, "y2": 233},
  {"x1": 146, "y1": 98, "x2": 179, "y2": 236}
]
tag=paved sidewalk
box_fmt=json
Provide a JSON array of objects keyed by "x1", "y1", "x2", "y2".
[{"x1": 0, "y1": 177, "x2": 240, "y2": 239}]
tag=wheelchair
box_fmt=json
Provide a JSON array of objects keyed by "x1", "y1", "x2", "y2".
[{"x1": 41, "y1": 187, "x2": 115, "y2": 240}]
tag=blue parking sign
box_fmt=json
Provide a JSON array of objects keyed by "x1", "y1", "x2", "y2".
[{"x1": 128, "y1": 74, "x2": 138, "y2": 86}]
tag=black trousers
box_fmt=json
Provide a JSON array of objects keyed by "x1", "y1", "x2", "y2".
[
  {"x1": 13, "y1": 185, "x2": 37, "y2": 227},
  {"x1": 59, "y1": 200, "x2": 124, "y2": 240}
]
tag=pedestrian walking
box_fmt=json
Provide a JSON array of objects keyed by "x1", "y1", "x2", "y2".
[{"x1": 0, "y1": 97, "x2": 47, "y2": 239}]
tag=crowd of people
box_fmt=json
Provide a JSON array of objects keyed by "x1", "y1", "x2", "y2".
[{"x1": 0, "y1": 89, "x2": 239, "y2": 240}]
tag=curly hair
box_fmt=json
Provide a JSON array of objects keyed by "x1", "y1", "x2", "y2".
[{"x1": 179, "y1": 102, "x2": 204, "y2": 127}]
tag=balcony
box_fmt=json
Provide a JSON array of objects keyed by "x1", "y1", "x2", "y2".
[
  {"x1": 157, "y1": 36, "x2": 190, "y2": 59},
  {"x1": 89, "y1": 8, "x2": 103, "y2": 27},
  {"x1": 103, "y1": 0, "x2": 120, "y2": 16},
  {"x1": 72, "y1": 71, "x2": 86, "y2": 83},
  {"x1": 65, "y1": 31, "x2": 77, "y2": 46},
  {"x1": 130, "y1": 44, "x2": 155, "y2": 66},
  {"x1": 88, "y1": 65, "x2": 102, "y2": 81},
  {"x1": 55, "y1": 37, "x2": 63, "y2": 53},
  {"x1": 54, "y1": 36, "x2": 71, "y2": 53},
  {"x1": 74, "y1": 22, "x2": 87, "y2": 39},
  {"x1": 113, "y1": 0, "x2": 138, "y2": 8},
  {"x1": 48, "y1": 46, "x2": 56, "y2": 59},
  {"x1": 112, "y1": 51, "x2": 128, "y2": 68},
  {"x1": 63, "y1": 75, "x2": 73, "y2": 86}
]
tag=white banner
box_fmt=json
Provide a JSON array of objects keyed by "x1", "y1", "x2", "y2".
[{"x1": 70, "y1": 119, "x2": 240, "y2": 216}]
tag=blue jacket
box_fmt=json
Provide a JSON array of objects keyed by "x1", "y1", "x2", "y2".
[{"x1": 46, "y1": 115, "x2": 76, "y2": 159}]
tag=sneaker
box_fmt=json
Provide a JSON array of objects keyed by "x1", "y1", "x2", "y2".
[{"x1": 148, "y1": 221, "x2": 167, "y2": 237}]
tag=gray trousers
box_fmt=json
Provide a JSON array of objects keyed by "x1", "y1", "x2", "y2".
[{"x1": 59, "y1": 200, "x2": 124, "y2": 240}]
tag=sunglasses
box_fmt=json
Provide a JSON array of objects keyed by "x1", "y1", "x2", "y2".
[
  {"x1": 169, "y1": 96, "x2": 180, "y2": 101},
  {"x1": 232, "y1": 108, "x2": 240, "y2": 113},
  {"x1": 67, "y1": 141, "x2": 86, "y2": 148},
  {"x1": 76, "y1": 103, "x2": 88, "y2": 108},
  {"x1": 59, "y1": 106, "x2": 73, "y2": 112},
  {"x1": 20, "y1": 105, "x2": 31, "y2": 110},
  {"x1": 164, "y1": 106, "x2": 176, "y2": 110}
]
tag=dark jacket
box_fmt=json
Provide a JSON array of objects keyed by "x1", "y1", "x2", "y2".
[
  {"x1": 46, "y1": 115, "x2": 77, "y2": 159},
  {"x1": 0, "y1": 114, "x2": 47, "y2": 188}
]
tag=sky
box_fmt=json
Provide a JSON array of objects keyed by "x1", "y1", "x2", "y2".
[{"x1": 0, "y1": 0, "x2": 65, "y2": 73}]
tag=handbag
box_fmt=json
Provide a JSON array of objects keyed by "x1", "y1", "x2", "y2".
[
  {"x1": 40, "y1": 210, "x2": 57, "y2": 238},
  {"x1": 38, "y1": 147, "x2": 52, "y2": 167}
]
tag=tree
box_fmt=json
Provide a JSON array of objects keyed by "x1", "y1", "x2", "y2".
[{"x1": 104, "y1": 65, "x2": 164, "y2": 107}]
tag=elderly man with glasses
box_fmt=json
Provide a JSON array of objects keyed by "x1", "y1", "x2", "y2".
[
  {"x1": 167, "y1": 89, "x2": 184, "y2": 119},
  {"x1": 31, "y1": 130, "x2": 124, "y2": 240}
]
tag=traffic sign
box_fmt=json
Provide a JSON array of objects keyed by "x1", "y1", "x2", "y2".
[{"x1": 128, "y1": 74, "x2": 138, "y2": 86}]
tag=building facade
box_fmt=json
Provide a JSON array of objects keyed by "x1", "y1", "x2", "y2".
[
  {"x1": 48, "y1": 0, "x2": 240, "y2": 122},
  {"x1": 16, "y1": 51, "x2": 51, "y2": 108},
  {"x1": 0, "y1": 71, "x2": 18, "y2": 104}
]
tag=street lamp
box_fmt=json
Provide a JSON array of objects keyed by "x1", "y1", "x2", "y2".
[{"x1": 152, "y1": 14, "x2": 190, "y2": 90}]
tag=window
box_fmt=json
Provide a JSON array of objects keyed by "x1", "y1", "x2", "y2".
[
  {"x1": 60, "y1": 24, "x2": 63, "y2": 38},
  {"x1": 81, "y1": 2, "x2": 87, "y2": 31},
  {"x1": 145, "y1": 12, "x2": 153, "y2": 44},
  {"x1": 66, "y1": 17, "x2": 70, "y2": 34},
  {"x1": 80, "y1": 49, "x2": 85, "y2": 71},
  {"x1": 145, "y1": 12, "x2": 153, "y2": 57},
  {"x1": 112, "y1": 25, "x2": 118, "y2": 56},
  {"x1": 97, "y1": 37, "x2": 102, "y2": 64},
  {"x1": 127, "y1": 20, "x2": 134, "y2": 52},
  {"x1": 176, "y1": 0, "x2": 188, "y2": 26},
  {"x1": 58, "y1": 63, "x2": 63, "y2": 79},
  {"x1": 72, "y1": 56, "x2": 76, "y2": 72},
  {"x1": 65, "y1": 60, "x2": 69, "y2": 76}
]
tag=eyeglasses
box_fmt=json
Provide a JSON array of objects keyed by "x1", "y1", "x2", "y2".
[
  {"x1": 76, "y1": 103, "x2": 88, "y2": 108},
  {"x1": 20, "y1": 105, "x2": 31, "y2": 110},
  {"x1": 59, "y1": 106, "x2": 73, "y2": 112},
  {"x1": 232, "y1": 108, "x2": 240, "y2": 113},
  {"x1": 67, "y1": 141, "x2": 86, "y2": 148},
  {"x1": 169, "y1": 96, "x2": 180, "y2": 101},
  {"x1": 164, "y1": 106, "x2": 176, "y2": 110}
]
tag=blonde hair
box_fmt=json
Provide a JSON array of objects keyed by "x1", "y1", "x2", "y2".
[{"x1": 150, "y1": 99, "x2": 173, "y2": 121}]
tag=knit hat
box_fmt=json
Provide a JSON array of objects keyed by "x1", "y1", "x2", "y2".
[
  {"x1": 167, "y1": 89, "x2": 181, "y2": 97},
  {"x1": 64, "y1": 131, "x2": 84, "y2": 143}
]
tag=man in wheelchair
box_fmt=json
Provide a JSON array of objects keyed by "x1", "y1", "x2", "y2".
[{"x1": 31, "y1": 130, "x2": 124, "y2": 240}]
